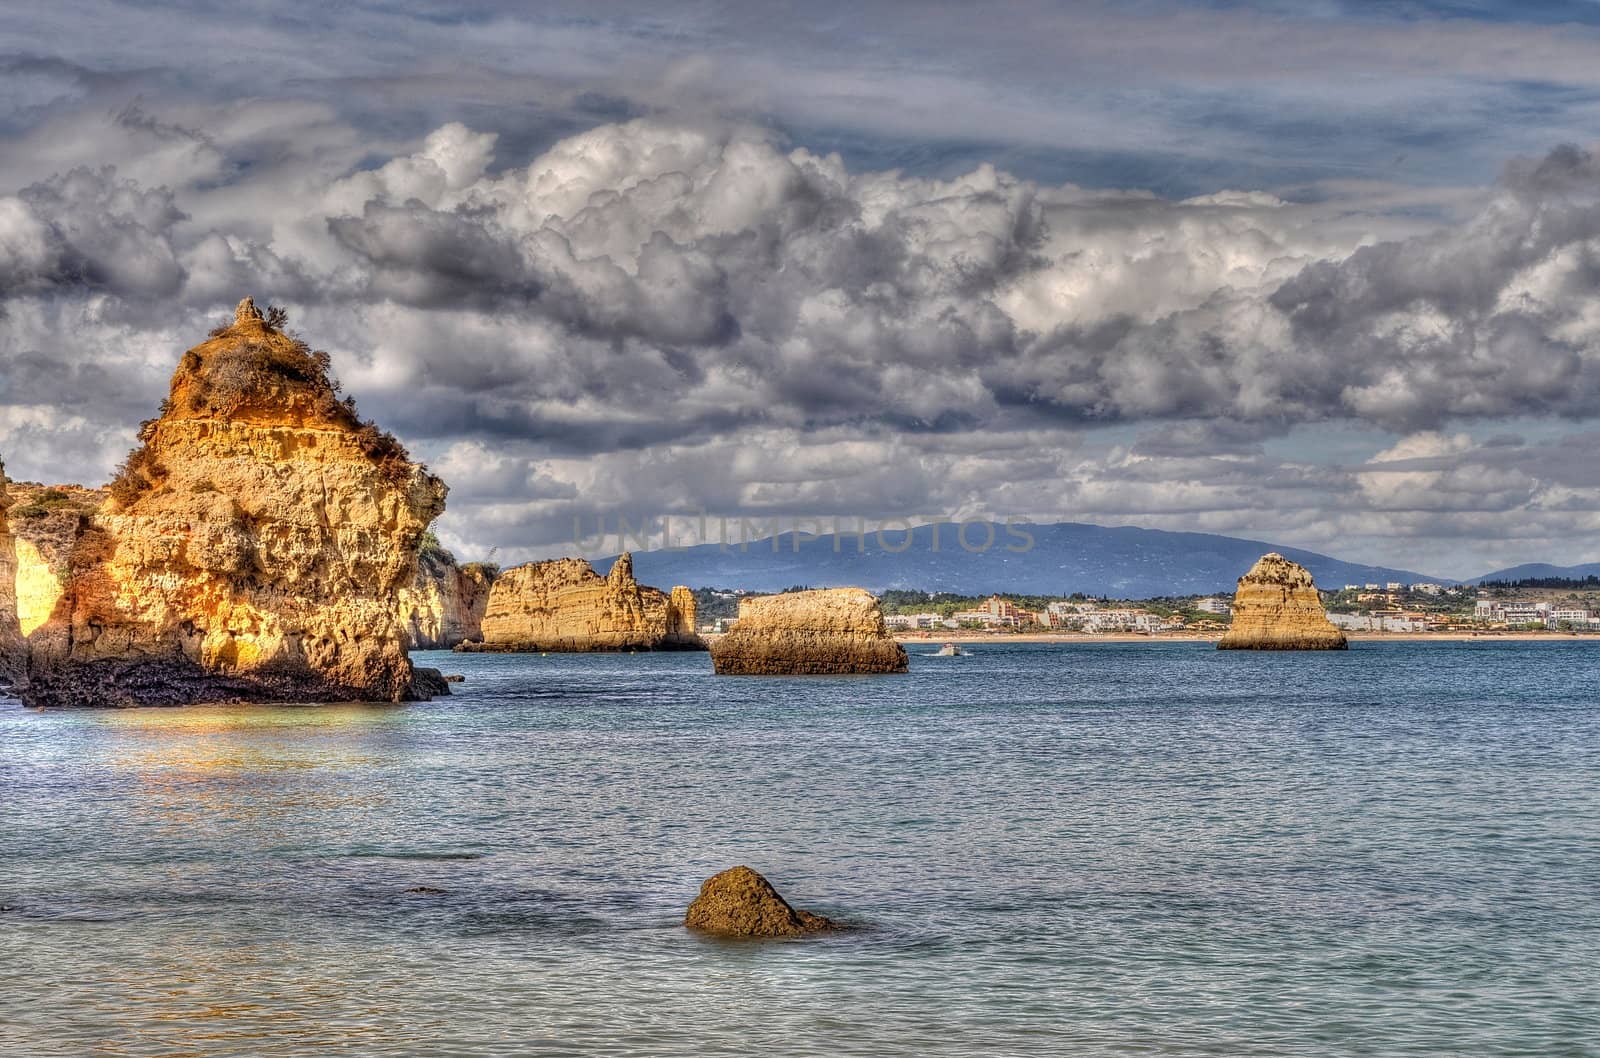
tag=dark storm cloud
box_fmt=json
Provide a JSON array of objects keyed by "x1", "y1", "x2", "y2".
[
  {"x1": 8, "y1": 0, "x2": 1600, "y2": 571},
  {"x1": 7, "y1": 116, "x2": 1600, "y2": 463},
  {"x1": 1, "y1": 167, "x2": 185, "y2": 301}
]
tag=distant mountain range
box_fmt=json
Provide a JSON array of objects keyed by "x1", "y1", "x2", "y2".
[
  {"x1": 1468, "y1": 562, "x2": 1600, "y2": 584},
  {"x1": 613, "y1": 520, "x2": 1448, "y2": 597}
]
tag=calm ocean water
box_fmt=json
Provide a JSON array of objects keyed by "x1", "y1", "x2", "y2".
[{"x1": 3, "y1": 641, "x2": 1598, "y2": 1057}]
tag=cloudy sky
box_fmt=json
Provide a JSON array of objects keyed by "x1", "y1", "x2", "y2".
[{"x1": 4, "y1": 1, "x2": 1600, "y2": 578}]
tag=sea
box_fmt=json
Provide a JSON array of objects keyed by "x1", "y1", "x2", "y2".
[{"x1": 2, "y1": 641, "x2": 1597, "y2": 1057}]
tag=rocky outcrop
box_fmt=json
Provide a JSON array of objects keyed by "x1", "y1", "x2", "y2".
[
  {"x1": 462, "y1": 552, "x2": 702, "y2": 652},
  {"x1": 398, "y1": 544, "x2": 494, "y2": 649},
  {"x1": 18, "y1": 297, "x2": 450, "y2": 707},
  {"x1": 1218, "y1": 553, "x2": 1348, "y2": 651},
  {"x1": 710, "y1": 587, "x2": 909, "y2": 675},
  {"x1": 684, "y1": 866, "x2": 839, "y2": 938}
]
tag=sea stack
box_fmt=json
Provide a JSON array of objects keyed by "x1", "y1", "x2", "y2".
[
  {"x1": 1218, "y1": 553, "x2": 1348, "y2": 651},
  {"x1": 709, "y1": 587, "x2": 909, "y2": 674},
  {"x1": 684, "y1": 866, "x2": 839, "y2": 938},
  {"x1": 463, "y1": 552, "x2": 702, "y2": 652},
  {"x1": 18, "y1": 297, "x2": 450, "y2": 707}
]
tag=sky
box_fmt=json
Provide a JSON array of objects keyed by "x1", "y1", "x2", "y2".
[{"x1": 4, "y1": 0, "x2": 1600, "y2": 579}]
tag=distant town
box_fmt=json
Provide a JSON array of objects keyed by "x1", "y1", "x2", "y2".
[{"x1": 691, "y1": 577, "x2": 1600, "y2": 635}]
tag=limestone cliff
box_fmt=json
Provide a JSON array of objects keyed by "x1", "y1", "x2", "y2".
[
  {"x1": 1218, "y1": 553, "x2": 1348, "y2": 651},
  {"x1": 20, "y1": 297, "x2": 450, "y2": 707},
  {"x1": 463, "y1": 552, "x2": 702, "y2": 652},
  {"x1": 3, "y1": 483, "x2": 104, "y2": 671},
  {"x1": 0, "y1": 465, "x2": 26, "y2": 687},
  {"x1": 709, "y1": 587, "x2": 909, "y2": 675},
  {"x1": 397, "y1": 542, "x2": 495, "y2": 649}
]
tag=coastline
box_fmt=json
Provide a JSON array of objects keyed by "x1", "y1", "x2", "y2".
[{"x1": 891, "y1": 631, "x2": 1600, "y2": 644}]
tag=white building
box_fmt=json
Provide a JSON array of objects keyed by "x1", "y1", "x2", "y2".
[
  {"x1": 1328, "y1": 612, "x2": 1430, "y2": 632},
  {"x1": 1194, "y1": 597, "x2": 1232, "y2": 615}
]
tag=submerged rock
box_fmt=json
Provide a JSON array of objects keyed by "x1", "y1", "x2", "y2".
[
  {"x1": 710, "y1": 587, "x2": 908, "y2": 675},
  {"x1": 461, "y1": 552, "x2": 702, "y2": 653},
  {"x1": 1218, "y1": 553, "x2": 1348, "y2": 651},
  {"x1": 12, "y1": 296, "x2": 450, "y2": 707},
  {"x1": 684, "y1": 866, "x2": 839, "y2": 938}
]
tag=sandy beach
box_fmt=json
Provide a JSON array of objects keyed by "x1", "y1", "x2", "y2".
[{"x1": 891, "y1": 631, "x2": 1600, "y2": 645}]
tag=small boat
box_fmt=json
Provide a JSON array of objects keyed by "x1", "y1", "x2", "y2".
[{"x1": 934, "y1": 642, "x2": 965, "y2": 657}]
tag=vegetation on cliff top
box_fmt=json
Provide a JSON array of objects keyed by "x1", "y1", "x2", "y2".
[{"x1": 109, "y1": 302, "x2": 416, "y2": 506}]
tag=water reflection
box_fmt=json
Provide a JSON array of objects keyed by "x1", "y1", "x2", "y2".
[{"x1": 3, "y1": 645, "x2": 1599, "y2": 1057}]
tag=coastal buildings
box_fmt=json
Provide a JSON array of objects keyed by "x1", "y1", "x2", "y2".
[
  {"x1": 884, "y1": 612, "x2": 954, "y2": 631},
  {"x1": 1472, "y1": 600, "x2": 1600, "y2": 629},
  {"x1": 951, "y1": 596, "x2": 1031, "y2": 628},
  {"x1": 1195, "y1": 597, "x2": 1232, "y2": 615},
  {"x1": 1042, "y1": 601, "x2": 1169, "y2": 633},
  {"x1": 1327, "y1": 611, "x2": 1435, "y2": 633}
]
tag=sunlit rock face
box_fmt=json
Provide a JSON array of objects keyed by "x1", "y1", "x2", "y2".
[
  {"x1": 1218, "y1": 552, "x2": 1348, "y2": 651},
  {"x1": 709, "y1": 587, "x2": 909, "y2": 675},
  {"x1": 0, "y1": 466, "x2": 26, "y2": 687},
  {"x1": 398, "y1": 548, "x2": 495, "y2": 649},
  {"x1": 465, "y1": 552, "x2": 702, "y2": 652},
  {"x1": 20, "y1": 297, "x2": 449, "y2": 707}
]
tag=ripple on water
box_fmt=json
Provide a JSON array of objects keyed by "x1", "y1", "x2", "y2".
[{"x1": 3, "y1": 642, "x2": 1600, "y2": 1056}]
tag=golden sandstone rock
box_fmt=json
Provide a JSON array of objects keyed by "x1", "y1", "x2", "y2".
[
  {"x1": 709, "y1": 587, "x2": 909, "y2": 674},
  {"x1": 0, "y1": 468, "x2": 25, "y2": 686},
  {"x1": 6, "y1": 297, "x2": 449, "y2": 707},
  {"x1": 684, "y1": 866, "x2": 839, "y2": 938},
  {"x1": 398, "y1": 545, "x2": 495, "y2": 649},
  {"x1": 465, "y1": 552, "x2": 702, "y2": 652},
  {"x1": 1218, "y1": 553, "x2": 1348, "y2": 651}
]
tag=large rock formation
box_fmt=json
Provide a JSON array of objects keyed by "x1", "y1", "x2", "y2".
[
  {"x1": 684, "y1": 866, "x2": 839, "y2": 938},
  {"x1": 17, "y1": 297, "x2": 450, "y2": 707},
  {"x1": 398, "y1": 541, "x2": 495, "y2": 649},
  {"x1": 1218, "y1": 553, "x2": 1348, "y2": 651},
  {"x1": 709, "y1": 587, "x2": 909, "y2": 675},
  {"x1": 462, "y1": 552, "x2": 702, "y2": 652}
]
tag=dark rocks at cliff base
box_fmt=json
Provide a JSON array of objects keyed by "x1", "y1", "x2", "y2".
[
  {"x1": 410, "y1": 667, "x2": 453, "y2": 699},
  {"x1": 684, "y1": 865, "x2": 840, "y2": 938}
]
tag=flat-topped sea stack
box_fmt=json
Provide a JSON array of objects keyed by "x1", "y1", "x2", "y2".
[
  {"x1": 462, "y1": 552, "x2": 702, "y2": 652},
  {"x1": 684, "y1": 866, "x2": 839, "y2": 938},
  {"x1": 709, "y1": 587, "x2": 909, "y2": 675},
  {"x1": 1218, "y1": 553, "x2": 1348, "y2": 651},
  {"x1": 9, "y1": 297, "x2": 450, "y2": 707}
]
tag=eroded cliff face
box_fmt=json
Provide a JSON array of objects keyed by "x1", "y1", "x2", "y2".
[
  {"x1": 709, "y1": 587, "x2": 908, "y2": 675},
  {"x1": 398, "y1": 546, "x2": 495, "y2": 649},
  {"x1": 466, "y1": 552, "x2": 702, "y2": 652},
  {"x1": 0, "y1": 466, "x2": 26, "y2": 687},
  {"x1": 1218, "y1": 552, "x2": 1348, "y2": 651},
  {"x1": 20, "y1": 297, "x2": 449, "y2": 707}
]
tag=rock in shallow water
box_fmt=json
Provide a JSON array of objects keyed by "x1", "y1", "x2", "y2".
[
  {"x1": 709, "y1": 587, "x2": 908, "y2": 675},
  {"x1": 460, "y1": 552, "x2": 702, "y2": 653},
  {"x1": 1218, "y1": 552, "x2": 1348, "y2": 651},
  {"x1": 684, "y1": 865, "x2": 840, "y2": 937}
]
